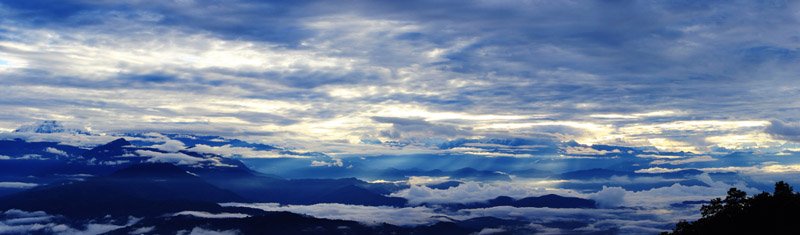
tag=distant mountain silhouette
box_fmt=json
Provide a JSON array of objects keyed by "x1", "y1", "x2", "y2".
[
  {"x1": 454, "y1": 216, "x2": 530, "y2": 230},
  {"x1": 559, "y1": 168, "x2": 703, "y2": 180},
  {"x1": 436, "y1": 194, "x2": 596, "y2": 210},
  {"x1": 452, "y1": 167, "x2": 511, "y2": 181},
  {"x1": 0, "y1": 138, "x2": 409, "y2": 207},
  {"x1": 315, "y1": 184, "x2": 408, "y2": 206},
  {"x1": 427, "y1": 181, "x2": 462, "y2": 189},
  {"x1": 227, "y1": 177, "x2": 408, "y2": 206},
  {"x1": 0, "y1": 163, "x2": 241, "y2": 218},
  {"x1": 663, "y1": 181, "x2": 800, "y2": 235},
  {"x1": 514, "y1": 194, "x2": 596, "y2": 208},
  {"x1": 81, "y1": 138, "x2": 135, "y2": 160},
  {"x1": 377, "y1": 167, "x2": 511, "y2": 181}
]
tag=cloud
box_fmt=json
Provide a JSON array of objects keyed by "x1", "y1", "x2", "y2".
[
  {"x1": 129, "y1": 226, "x2": 154, "y2": 234},
  {"x1": 634, "y1": 167, "x2": 687, "y2": 174},
  {"x1": 227, "y1": 200, "x2": 692, "y2": 234},
  {"x1": 310, "y1": 158, "x2": 343, "y2": 167},
  {"x1": 766, "y1": 120, "x2": 800, "y2": 142},
  {"x1": 0, "y1": 182, "x2": 38, "y2": 189},
  {"x1": 391, "y1": 181, "x2": 580, "y2": 205},
  {"x1": 0, "y1": 132, "x2": 121, "y2": 148},
  {"x1": 136, "y1": 150, "x2": 206, "y2": 165},
  {"x1": 189, "y1": 144, "x2": 297, "y2": 159},
  {"x1": 44, "y1": 147, "x2": 68, "y2": 157},
  {"x1": 589, "y1": 175, "x2": 757, "y2": 208},
  {"x1": 391, "y1": 174, "x2": 752, "y2": 209},
  {"x1": 477, "y1": 228, "x2": 506, "y2": 235},
  {"x1": 0, "y1": 0, "x2": 798, "y2": 155},
  {"x1": 701, "y1": 163, "x2": 800, "y2": 176},
  {"x1": 650, "y1": 155, "x2": 716, "y2": 165},
  {"x1": 590, "y1": 186, "x2": 627, "y2": 208},
  {"x1": 564, "y1": 146, "x2": 621, "y2": 156},
  {"x1": 407, "y1": 176, "x2": 453, "y2": 186},
  {"x1": 462, "y1": 206, "x2": 681, "y2": 234},
  {"x1": 150, "y1": 139, "x2": 187, "y2": 152},
  {"x1": 370, "y1": 116, "x2": 471, "y2": 142},
  {"x1": 0, "y1": 209, "x2": 131, "y2": 235},
  {"x1": 177, "y1": 227, "x2": 240, "y2": 235}
]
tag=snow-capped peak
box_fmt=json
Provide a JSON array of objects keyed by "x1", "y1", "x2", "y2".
[{"x1": 13, "y1": 120, "x2": 91, "y2": 135}]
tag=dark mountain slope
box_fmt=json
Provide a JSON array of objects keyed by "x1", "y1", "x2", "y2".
[
  {"x1": 436, "y1": 194, "x2": 597, "y2": 210},
  {"x1": 0, "y1": 163, "x2": 242, "y2": 218},
  {"x1": 217, "y1": 177, "x2": 409, "y2": 206}
]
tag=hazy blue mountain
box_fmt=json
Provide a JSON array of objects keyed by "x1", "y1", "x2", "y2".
[{"x1": 375, "y1": 167, "x2": 511, "y2": 181}]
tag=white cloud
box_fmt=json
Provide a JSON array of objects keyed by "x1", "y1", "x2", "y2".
[
  {"x1": 17, "y1": 154, "x2": 45, "y2": 160},
  {"x1": 44, "y1": 147, "x2": 68, "y2": 157},
  {"x1": 310, "y1": 158, "x2": 343, "y2": 167},
  {"x1": 391, "y1": 181, "x2": 580, "y2": 205},
  {"x1": 590, "y1": 186, "x2": 627, "y2": 208},
  {"x1": 589, "y1": 110, "x2": 681, "y2": 119},
  {"x1": 477, "y1": 228, "x2": 506, "y2": 235},
  {"x1": 590, "y1": 176, "x2": 756, "y2": 208},
  {"x1": 129, "y1": 226, "x2": 154, "y2": 234},
  {"x1": 136, "y1": 150, "x2": 206, "y2": 165},
  {"x1": 564, "y1": 146, "x2": 620, "y2": 156},
  {"x1": 634, "y1": 167, "x2": 687, "y2": 174},
  {"x1": 0, "y1": 182, "x2": 38, "y2": 189},
  {"x1": 150, "y1": 139, "x2": 186, "y2": 152},
  {"x1": 392, "y1": 174, "x2": 751, "y2": 209},
  {"x1": 462, "y1": 206, "x2": 683, "y2": 234},
  {"x1": 190, "y1": 144, "x2": 302, "y2": 159},
  {"x1": 0, "y1": 132, "x2": 119, "y2": 148},
  {"x1": 458, "y1": 150, "x2": 535, "y2": 158},
  {"x1": 636, "y1": 154, "x2": 683, "y2": 159},
  {"x1": 701, "y1": 163, "x2": 800, "y2": 175},
  {"x1": 0, "y1": 209, "x2": 130, "y2": 235},
  {"x1": 407, "y1": 176, "x2": 452, "y2": 186},
  {"x1": 177, "y1": 227, "x2": 240, "y2": 235}
]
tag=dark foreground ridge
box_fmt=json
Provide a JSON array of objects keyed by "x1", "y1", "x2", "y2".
[
  {"x1": 663, "y1": 181, "x2": 800, "y2": 235},
  {"x1": 0, "y1": 163, "x2": 242, "y2": 218}
]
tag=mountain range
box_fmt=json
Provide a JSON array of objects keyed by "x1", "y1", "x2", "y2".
[{"x1": 0, "y1": 120, "x2": 764, "y2": 234}]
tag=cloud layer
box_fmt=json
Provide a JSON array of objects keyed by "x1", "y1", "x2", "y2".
[{"x1": 0, "y1": 1, "x2": 798, "y2": 154}]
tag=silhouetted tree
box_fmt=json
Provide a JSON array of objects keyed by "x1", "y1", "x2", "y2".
[{"x1": 663, "y1": 181, "x2": 800, "y2": 235}]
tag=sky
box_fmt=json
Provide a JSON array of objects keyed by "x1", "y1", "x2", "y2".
[{"x1": 1, "y1": 0, "x2": 799, "y2": 155}]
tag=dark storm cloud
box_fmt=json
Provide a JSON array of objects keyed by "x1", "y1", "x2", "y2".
[
  {"x1": 0, "y1": 0, "x2": 316, "y2": 45},
  {"x1": 371, "y1": 116, "x2": 470, "y2": 138},
  {"x1": 766, "y1": 120, "x2": 800, "y2": 142}
]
